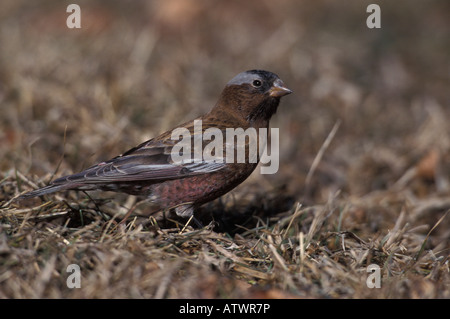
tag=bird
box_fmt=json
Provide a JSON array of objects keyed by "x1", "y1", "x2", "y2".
[{"x1": 19, "y1": 70, "x2": 292, "y2": 219}]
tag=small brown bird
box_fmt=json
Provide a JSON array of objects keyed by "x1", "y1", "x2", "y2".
[{"x1": 20, "y1": 70, "x2": 292, "y2": 218}]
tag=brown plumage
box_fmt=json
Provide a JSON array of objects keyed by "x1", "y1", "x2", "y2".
[{"x1": 20, "y1": 70, "x2": 292, "y2": 218}]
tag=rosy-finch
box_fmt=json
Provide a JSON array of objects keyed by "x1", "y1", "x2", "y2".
[{"x1": 20, "y1": 70, "x2": 292, "y2": 218}]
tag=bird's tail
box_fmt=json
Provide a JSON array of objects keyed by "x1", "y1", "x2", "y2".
[{"x1": 18, "y1": 183, "x2": 69, "y2": 199}]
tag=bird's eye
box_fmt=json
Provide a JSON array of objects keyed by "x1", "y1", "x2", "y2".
[{"x1": 252, "y1": 79, "x2": 262, "y2": 87}]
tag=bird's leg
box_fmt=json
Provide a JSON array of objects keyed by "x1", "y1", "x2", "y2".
[
  {"x1": 175, "y1": 203, "x2": 204, "y2": 228},
  {"x1": 191, "y1": 216, "x2": 204, "y2": 228}
]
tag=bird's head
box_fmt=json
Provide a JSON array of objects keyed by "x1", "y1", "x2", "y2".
[{"x1": 214, "y1": 70, "x2": 292, "y2": 125}]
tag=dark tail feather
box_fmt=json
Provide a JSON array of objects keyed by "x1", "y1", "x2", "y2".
[{"x1": 18, "y1": 184, "x2": 70, "y2": 199}]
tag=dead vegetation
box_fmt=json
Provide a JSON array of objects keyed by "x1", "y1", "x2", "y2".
[{"x1": 0, "y1": 0, "x2": 449, "y2": 298}]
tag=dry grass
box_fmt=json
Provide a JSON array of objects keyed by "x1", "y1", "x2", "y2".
[{"x1": 0, "y1": 0, "x2": 449, "y2": 298}]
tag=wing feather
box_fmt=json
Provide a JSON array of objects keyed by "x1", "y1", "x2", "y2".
[{"x1": 52, "y1": 129, "x2": 228, "y2": 185}]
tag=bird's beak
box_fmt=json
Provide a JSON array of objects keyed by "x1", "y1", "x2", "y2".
[{"x1": 269, "y1": 79, "x2": 293, "y2": 97}]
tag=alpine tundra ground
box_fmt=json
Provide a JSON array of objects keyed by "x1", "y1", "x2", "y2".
[{"x1": 0, "y1": 0, "x2": 449, "y2": 298}]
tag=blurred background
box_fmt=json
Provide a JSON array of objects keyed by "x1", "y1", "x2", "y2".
[
  {"x1": 0, "y1": 0, "x2": 449, "y2": 218},
  {"x1": 0, "y1": 0, "x2": 449, "y2": 299}
]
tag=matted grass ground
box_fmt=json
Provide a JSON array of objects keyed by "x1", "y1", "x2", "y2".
[{"x1": 0, "y1": 0, "x2": 449, "y2": 298}]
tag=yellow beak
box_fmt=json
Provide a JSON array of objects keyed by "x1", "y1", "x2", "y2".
[{"x1": 269, "y1": 79, "x2": 292, "y2": 97}]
